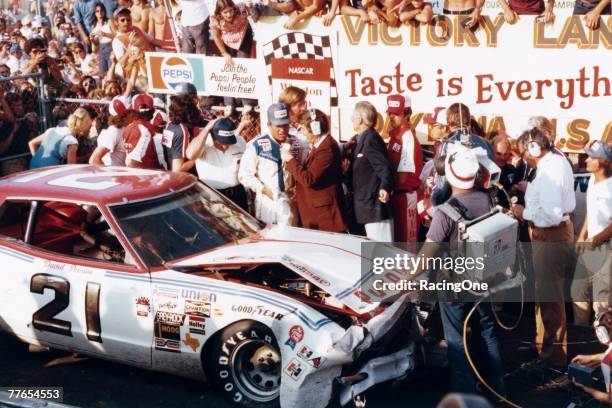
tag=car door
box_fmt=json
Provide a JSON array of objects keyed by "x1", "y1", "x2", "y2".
[{"x1": 0, "y1": 199, "x2": 153, "y2": 368}]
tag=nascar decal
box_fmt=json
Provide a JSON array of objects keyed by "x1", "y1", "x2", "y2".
[
  {"x1": 155, "y1": 311, "x2": 186, "y2": 325},
  {"x1": 188, "y1": 316, "x2": 206, "y2": 335},
  {"x1": 284, "y1": 359, "x2": 304, "y2": 381},
  {"x1": 157, "y1": 300, "x2": 179, "y2": 311},
  {"x1": 182, "y1": 333, "x2": 201, "y2": 352},
  {"x1": 297, "y1": 345, "x2": 326, "y2": 368},
  {"x1": 185, "y1": 300, "x2": 211, "y2": 318},
  {"x1": 135, "y1": 297, "x2": 151, "y2": 317},
  {"x1": 231, "y1": 304, "x2": 284, "y2": 320},
  {"x1": 146, "y1": 53, "x2": 205, "y2": 94},
  {"x1": 285, "y1": 325, "x2": 304, "y2": 350}
]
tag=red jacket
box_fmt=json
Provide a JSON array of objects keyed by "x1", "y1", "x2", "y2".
[{"x1": 386, "y1": 124, "x2": 423, "y2": 193}]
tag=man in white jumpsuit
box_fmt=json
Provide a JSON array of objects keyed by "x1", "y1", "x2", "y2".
[{"x1": 239, "y1": 103, "x2": 294, "y2": 225}]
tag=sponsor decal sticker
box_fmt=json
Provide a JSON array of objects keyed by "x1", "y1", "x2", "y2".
[
  {"x1": 188, "y1": 316, "x2": 206, "y2": 335},
  {"x1": 180, "y1": 288, "x2": 218, "y2": 302},
  {"x1": 231, "y1": 305, "x2": 284, "y2": 320},
  {"x1": 182, "y1": 333, "x2": 201, "y2": 352},
  {"x1": 185, "y1": 300, "x2": 211, "y2": 317},
  {"x1": 285, "y1": 325, "x2": 304, "y2": 350},
  {"x1": 281, "y1": 256, "x2": 330, "y2": 287},
  {"x1": 213, "y1": 307, "x2": 224, "y2": 317},
  {"x1": 155, "y1": 337, "x2": 181, "y2": 352},
  {"x1": 158, "y1": 300, "x2": 179, "y2": 311},
  {"x1": 153, "y1": 286, "x2": 179, "y2": 299},
  {"x1": 136, "y1": 297, "x2": 151, "y2": 317},
  {"x1": 155, "y1": 311, "x2": 186, "y2": 325},
  {"x1": 284, "y1": 359, "x2": 304, "y2": 381},
  {"x1": 297, "y1": 345, "x2": 326, "y2": 368}
]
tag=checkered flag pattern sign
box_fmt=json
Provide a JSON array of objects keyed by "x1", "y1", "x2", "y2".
[{"x1": 262, "y1": 32, "x2": 338, "y2": 107}]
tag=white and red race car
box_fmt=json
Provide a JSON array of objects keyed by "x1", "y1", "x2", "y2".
[{"x1": 0, "y1": 165, "x2": 418, "y2": 407}]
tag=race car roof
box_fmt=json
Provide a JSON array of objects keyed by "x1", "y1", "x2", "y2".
[{"x1": 0, "y1": 165, "x2": 196, "y2": 205}]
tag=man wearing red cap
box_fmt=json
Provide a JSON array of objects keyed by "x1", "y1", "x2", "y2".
[
  {"x1": 122, "y1": 93, "x2": 163, "y2": 169},
  {"x1": 385, "y1": 94, "x2": 423, "y2": 243}
]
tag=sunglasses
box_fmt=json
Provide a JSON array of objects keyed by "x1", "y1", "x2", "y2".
[
  {"x1": 118, "y1": 17, "x2": 131, "y2": 22},
  {"x1": 32, "y1": 48, "x2": 47, "y2": 54}
]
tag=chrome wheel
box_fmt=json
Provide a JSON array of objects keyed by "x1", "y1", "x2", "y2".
[{"x1": 231, "y1": 340, "x2": 281, "y2": 402}]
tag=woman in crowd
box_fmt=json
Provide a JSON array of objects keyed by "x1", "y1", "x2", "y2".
[
  {"x1": 28, "y1": 107, "x2": 92, "y2": 169},
  {"x1": 90, "y1": 3, "x2": 115, "y2": 77},
  {"x1": 211, "y1": 0, "x2": 257, "y2": 109},
  {"x1": 89, "y1": 96, "x2": 131, "y2": 166}
]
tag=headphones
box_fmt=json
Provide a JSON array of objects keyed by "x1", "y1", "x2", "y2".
[
  {"x1": 309, "y1": 108, "x2": 321, "y2": 136},
  {"x1": 527, "y1": 131, "x2": 543, "y2": 158},
  {"x1": 594, "y1": 310, "x2": 611, "y2": 345}
]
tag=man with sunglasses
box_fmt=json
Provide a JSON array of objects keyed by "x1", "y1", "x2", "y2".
[
  {"x1": 112, "y1": 7, "x2": 162, "y2": 77},
  {"x1": 22, "y1": 38, "x2": 63, "y2": 91}
]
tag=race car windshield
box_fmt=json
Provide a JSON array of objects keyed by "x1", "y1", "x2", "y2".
[{"x1": 110, "y1": 184, "x2": 263, "y2": 267}]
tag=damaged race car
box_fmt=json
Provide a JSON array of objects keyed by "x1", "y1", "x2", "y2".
[{"x1": 0, "y1": 165, "x2": 423, "y2": 408}]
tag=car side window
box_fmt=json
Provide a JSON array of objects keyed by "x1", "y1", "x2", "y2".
[{"x1": 0, "y1": 199, "x2": 133, "y2": 266}]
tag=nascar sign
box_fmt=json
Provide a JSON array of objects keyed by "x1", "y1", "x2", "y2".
[{"x1": 146, "y1": 52, "x2": 264, "y2": 98}]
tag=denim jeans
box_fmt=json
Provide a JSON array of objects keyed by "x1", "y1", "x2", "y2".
[
  {"x1": 573, "y1": 0, "x2": 611, "y2": 14},
  {"x1": 440, "y1": 301, "x2": 506, "y2": 396},
  {"x1": 98, "y1": 42, "x2": 112, "y2": 75},
  {"x1": 181, "y1": 18, "x2": 210, "y2": 55}
]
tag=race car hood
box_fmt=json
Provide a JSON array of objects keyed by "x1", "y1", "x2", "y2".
[{"x1": 171, "y1": 226, "x2": 382, "y2": 314}]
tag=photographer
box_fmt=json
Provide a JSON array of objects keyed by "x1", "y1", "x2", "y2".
[{"x1": 22, "y1": 38, "x2": 64, "y2": 97}]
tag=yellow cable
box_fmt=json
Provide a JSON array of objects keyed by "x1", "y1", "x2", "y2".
[{"x1": 463, "y1": 300, "x2": 523, "y2": 408}]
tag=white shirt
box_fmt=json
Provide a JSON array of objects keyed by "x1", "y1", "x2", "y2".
[
  {"x1": 195, "y1": 136, "x2": 246, "y2": 189},
  {"x1": 586, "y1": 175, "x2": 612, "y2": 240},
  {"x1": 179, "y1": 0, "x2": 214, "y2": 26},
  {"x1": 6, "y1": 55, "x2": 28, "y2": 74},
  {"x1": 97, "y1": 126, "x2": 126, "y2": 166},
  {"x1": 92, "y1": 20, "x2": 113, "y2": 44},
  {"x1": 523, "y1": 151, "x2": 576, "y2": 228}
]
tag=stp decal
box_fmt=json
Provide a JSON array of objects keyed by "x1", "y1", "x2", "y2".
[{"x1": 284, "y1": 359, "x2": 304, "y2": 381}]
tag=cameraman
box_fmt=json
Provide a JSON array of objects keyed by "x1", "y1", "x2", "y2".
[
  {"x1": 22, "y1": 38, "x2": 63, "y2": 96},
  {"x1": 421, "y1": 147, "x2": 506, "y2": 397}
]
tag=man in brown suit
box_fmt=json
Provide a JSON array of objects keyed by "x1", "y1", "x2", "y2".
[{"x1": 281, "y1": 109, "x2": 346, "y2": 233}]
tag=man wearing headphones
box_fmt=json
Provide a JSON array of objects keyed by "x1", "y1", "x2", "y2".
[{"x1": 511, "y1": 127, "x2": 576, "y2": 371}]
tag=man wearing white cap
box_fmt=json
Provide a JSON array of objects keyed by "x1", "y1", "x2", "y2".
[
  {"x1": 423, "y1": 147, "x2": 506, "y2": 396},
  {"x1": 89, "y1": 95, "x2": 130, "y2": 166},
  {"x1": 385, "y1": 94, "x2": 423, "y2": 243}
]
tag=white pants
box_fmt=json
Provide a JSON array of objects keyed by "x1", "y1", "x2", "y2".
[
  {"x1": 255, "y1": 192, "x2": 292, "y2": 225},
  {"x1": 365, "y1": 219, "x2": 394, "y2": 242}
]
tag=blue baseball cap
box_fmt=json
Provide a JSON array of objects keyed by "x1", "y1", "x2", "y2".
[
  {"x1": 212, "y1": 118, "x2": 237, "y2": 145},
  {"x1": 267, "y1": 103, "x2": 290, "y2": 126},
  {"x1": 584, "y1": 141, "x2": 612, "y2": 162}
]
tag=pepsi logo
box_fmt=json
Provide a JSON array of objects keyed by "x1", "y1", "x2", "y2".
[{"x1": 160, "y1": 56, "x2": 194, "y2": 89}]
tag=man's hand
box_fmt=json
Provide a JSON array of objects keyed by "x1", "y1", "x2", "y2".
[
  {"x1": 513, "y1": 180, "x2": 528, "y2": 193},
  {"x1": 283, "y1": 13, "x2": 301, "y2": 29},
  {"x1": 584, "y1": 9, "x2": 601, "y2": 30},
  {"x1": 467, "y1": 8, "x2": 481, "y2": 28},
  {"x1": 322, "y1": 11, "x2": 335, "y2": 26},
  {"x1": 571, "y1": 354, "x2": 597, "y2": 365},
  {"x1": 280, "y1": 144, "x2": 293, "y2": 162},
  {"x1": 262, "y1": 187, "x2": 274, "y2": 200},
  {"x1": 502, "y1": 8, "x2": 517, "y2": 23},
  {"x1": 540, "y1": 2, "x2": 554, "y2": 23},
  {"x1": 378, "y1": 189, "x2": 390, "y2": 204},
  {"x1": 511, "y1": 203, "x2": 524, "y2": 221},
  {"x1": 223, "y1": 53, "x2": 234, "y2": 68}
]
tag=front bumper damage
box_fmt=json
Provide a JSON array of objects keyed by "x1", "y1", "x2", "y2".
[{"x1": 280, "y1": 296, "x2": 418, "y2": 408}]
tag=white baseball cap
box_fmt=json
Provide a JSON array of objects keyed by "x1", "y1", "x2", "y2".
[{"x1": 445, "y1": 148, "x2": 480, "y2": 190}]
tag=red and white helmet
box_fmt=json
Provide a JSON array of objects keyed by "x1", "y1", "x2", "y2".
[{"x1": 108, "y1": 95, "x2": 131, "y2": 117}]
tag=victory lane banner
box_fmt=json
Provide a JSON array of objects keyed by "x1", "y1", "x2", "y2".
[{"x1": 145, "y1": 52, "x2": 262, "y2": 99}]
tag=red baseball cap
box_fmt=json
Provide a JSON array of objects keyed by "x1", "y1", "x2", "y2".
[
  {"x1": 108, "y1": 95, "x2": 131, "y2": 116},
  {"x1": 423, "y1": 107, "x2": 447, "y2": 126},
  {"x1": 132, "y1": 93, "x2": 154, "y2": 112},
  {"x1": 386, "y1": 94, "x2": 411, "y2": 114}
]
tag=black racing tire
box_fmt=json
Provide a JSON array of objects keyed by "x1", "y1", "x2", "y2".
[{"x1": 205, "y1": 320, "x2": 281, "y2": 407}]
